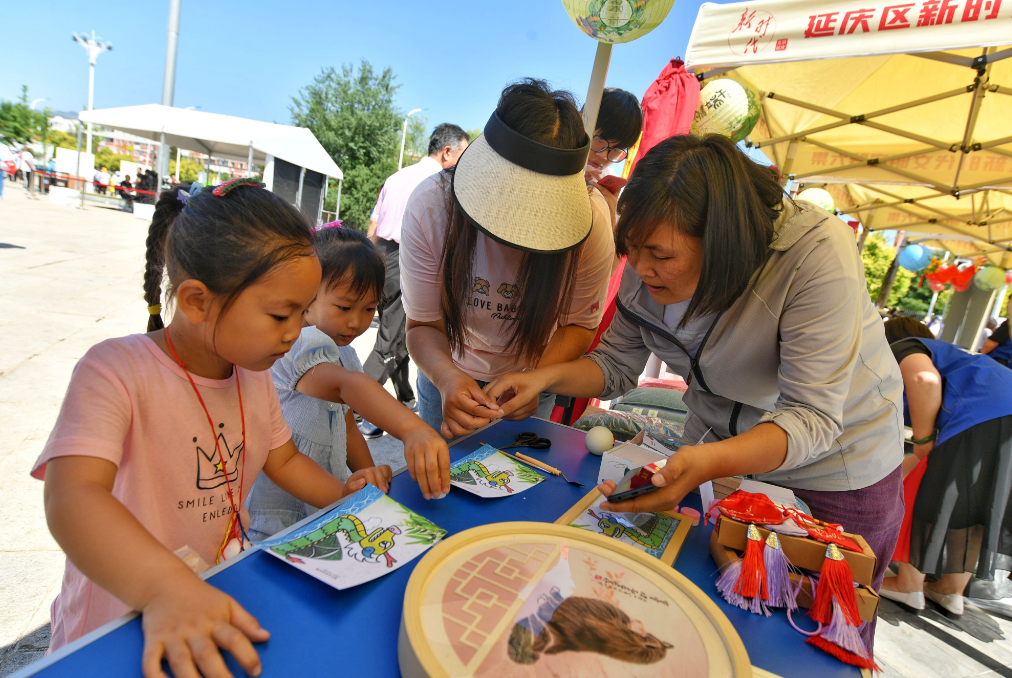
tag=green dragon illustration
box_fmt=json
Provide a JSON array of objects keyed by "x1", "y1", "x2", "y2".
[
  {"x1": 586, "y1": 509, "x2": 673, "y2": 549},
  {"x1": 450, "y1": 460, "x2": 514, "y2": 493},
  {"x1": 269, "y1": 514, "x2": 401, "y2": 567}
]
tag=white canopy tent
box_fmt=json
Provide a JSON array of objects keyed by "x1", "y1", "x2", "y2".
[
  {"x1": 78, "y1": 105, "x2": 342, "y2": 221},
  {"x1": 685, "y1": 0, "x2": 1012, "y2": 265}
]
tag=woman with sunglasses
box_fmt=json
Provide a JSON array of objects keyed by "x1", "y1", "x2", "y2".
[
  {"x1": 400, "y1": 79, "x2": 615, "y2": 443},
  {"x1": 485, "y1": 134, "x2": 905, "y2": 651}
]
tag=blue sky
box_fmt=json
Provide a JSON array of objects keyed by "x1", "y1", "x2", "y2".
[{"x1": 2, "y1": 0, "x2": 710, "y2": 135}]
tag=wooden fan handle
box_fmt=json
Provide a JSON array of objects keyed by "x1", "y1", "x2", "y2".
[{"x1": 514, "y1": 451, "x2": 561, "y2": 476}]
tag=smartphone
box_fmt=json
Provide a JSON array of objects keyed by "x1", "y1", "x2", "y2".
[
  {"x1": 596, "y1": 175, "x2": 628, "y2": 193},
  {"x1": 607, "y1": 460, "x2": 666, "y2": 504}
]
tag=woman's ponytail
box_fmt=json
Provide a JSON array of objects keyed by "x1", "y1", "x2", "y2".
[{"x1": 144, "y1": 188, "x2": 184, "y2": 332}]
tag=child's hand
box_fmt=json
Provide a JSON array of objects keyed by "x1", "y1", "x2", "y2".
[
  {"x1": 343, "y1": 465, "x2": 392, "y2": 495},
  {"x1": 141, "y1": 574, "x2": 268, "y2": 678},
  {"x1": 402, "y1": 426, "x2": 451, "y2": 500}
]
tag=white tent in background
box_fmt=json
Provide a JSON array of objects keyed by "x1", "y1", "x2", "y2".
[
  {"x1": 78, "y1": 105, "x2": 342, "y2": 223},
  {"x1": 685, "y1": 0, "x2": 1012, "y2": 265}
]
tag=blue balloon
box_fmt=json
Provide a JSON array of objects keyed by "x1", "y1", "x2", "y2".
[{"x1": 899, "y1": 244, "x2": 931, "y2": 272}]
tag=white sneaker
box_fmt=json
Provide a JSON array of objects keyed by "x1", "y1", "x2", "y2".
[
  {"x1": 879, "y1": 587, "x2": 926, "y2": 611},
  {"x1": 925, "y1": 588, "x2": 964, "y2": 617}
]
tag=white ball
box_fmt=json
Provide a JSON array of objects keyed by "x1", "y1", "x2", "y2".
[{"x1": 585, "y1": 426, "x2": 615, "y2": 456}]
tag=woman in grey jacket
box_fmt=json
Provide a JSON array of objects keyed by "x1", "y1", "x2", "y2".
[{"x1": 485, "y1": 135, "x2": 904, "y2": 647}]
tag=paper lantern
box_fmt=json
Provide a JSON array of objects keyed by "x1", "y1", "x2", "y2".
[
  {"x1": 796, "y1": 188, "x2": 835, "y2": 213},
  {"x1": 974, "y1": 266, "x2": 1007, "y2": 291},
  {"x1": 562, "y1": 0, "x2": 675, "y2": 43},
  {"x1": 691, "y1": 79, "x2": 761, "y2": 144},
  {"x1": 928, "y1": 279, "x2": 946, "y2": 292},
  {"x1": 898, "y1": 244, "x2": 931, "y2": 272}
]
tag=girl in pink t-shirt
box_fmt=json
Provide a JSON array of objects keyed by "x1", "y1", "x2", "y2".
[{"x1": 33, "y1": 180, "x2": 391, "y2": 678}]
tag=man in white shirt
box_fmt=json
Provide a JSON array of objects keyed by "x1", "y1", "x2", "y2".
[
  {"x1": 17, "y1": 148, "x2": 36, "y2": 191},
  {"x1": 360, "y1": 123, "x2": 469, "y2": 438}
]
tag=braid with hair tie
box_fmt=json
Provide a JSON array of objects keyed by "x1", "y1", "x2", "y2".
[{"x1": 143, "y1": 187, "x2": 186, "y2": 332}]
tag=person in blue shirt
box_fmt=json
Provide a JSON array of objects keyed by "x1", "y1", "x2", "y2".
[
  {"x1": 880, "y1": 317, "x2": 1012, "y2": 617},
  {"x1": 982, "y1": 318, "x2": 1012, "y2": 366}
]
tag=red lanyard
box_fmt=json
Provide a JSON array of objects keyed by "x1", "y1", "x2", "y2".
[{"x1": 164, "y1": 328, "x2": 247, "y2": 559}]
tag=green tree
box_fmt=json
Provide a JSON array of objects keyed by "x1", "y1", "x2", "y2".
[
  {"x1": 466, "y1": 128, "x2": 483, "y2": 143},
  {"x1": 861, "y1": 233, "x2": 913, "y2": 307},
  {"x1": 291, "y1": 60, "x2": 402, "y2": 231},
  {"x1": 94, "y1": 147, "x2": 135, "y2": 173},
  {"x1": 0, "y1": 85, "x2": 46, "y2": 147},
  {"x1": 48, "y1": 130, "x2": 79, "y2": 151}
]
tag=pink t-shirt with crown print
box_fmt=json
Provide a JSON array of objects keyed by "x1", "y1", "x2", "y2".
[{"x1": 32, "y1": 334, "x2": 291, "y2": 652}]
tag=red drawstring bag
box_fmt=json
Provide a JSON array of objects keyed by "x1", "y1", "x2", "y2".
[{"x1": 715, "y1": 490, "x2": 787, "y2": 525}]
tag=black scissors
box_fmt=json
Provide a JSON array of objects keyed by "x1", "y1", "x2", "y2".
[{"x1": 500, "y1": 431, "x2": 552, "y2": 451}]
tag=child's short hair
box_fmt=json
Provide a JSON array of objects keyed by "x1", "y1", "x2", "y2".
[
  {"x1": 596, "y1": 88, "x2": 643, "y2": 149},
  {"x1": 144, "y1": 181, "x2": 315, "y2": 332},
  {"x1": 315, "y1": 227, "x2": 385, "y2": 301}
]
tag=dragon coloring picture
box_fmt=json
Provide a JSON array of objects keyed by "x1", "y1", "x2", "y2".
[
  {"x1": 256, "y1": 484, "x2": 446, "y2": 589},
  {"x1": 449, "y1": 444, "x2": 544, "y2": 498}
]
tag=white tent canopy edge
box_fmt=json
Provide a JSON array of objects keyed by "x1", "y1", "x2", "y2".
[{"x1": 77, "y1": 104, "x2": 342, "y2": 180}]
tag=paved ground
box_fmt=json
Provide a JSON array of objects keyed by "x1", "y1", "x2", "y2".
[{"x1": 2, "y1": 186, "x2": 1011, "y2": 678}]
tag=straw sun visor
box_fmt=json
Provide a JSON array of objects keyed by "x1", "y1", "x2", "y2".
[{"x1": 452, "y1": 114, "x2": 593, "y2": 253}]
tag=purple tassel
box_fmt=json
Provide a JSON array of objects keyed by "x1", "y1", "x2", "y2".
[
  {"x1": 763, "y1": 531, "x2": 798, "y2": 610},
  {"x1": 717, "y1": 559, "x2": 771, "y2": 617},
  {"x1": 819, "y1": 600, "x2": 871, "y2": 659}
]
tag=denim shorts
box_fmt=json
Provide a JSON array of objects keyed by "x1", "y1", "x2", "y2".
[{"x1": 416, "y1": 371, "x2": 556, "y2": 440}]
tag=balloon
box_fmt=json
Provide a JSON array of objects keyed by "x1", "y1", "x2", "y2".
[
  {"x1": 562, "y1": 0, "x2": 675, "y2": 43},
  {"x1": 898, "y1": 244, "x2": 931, "y2": 272},
  {"x1": 1006, "y1": 271, "x2": 1012, "y2": 285},
  {"x1": 974, "y1": 266, "x2": 1007, "y2": 291},
  {"x1": 796, "y1": 188, "x2": 835, "y2": 213},
  {"x1": 690, "y1": 79, "x2": 761, "y2": 144}
]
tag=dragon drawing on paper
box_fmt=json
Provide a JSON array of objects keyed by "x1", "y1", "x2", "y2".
[
  {"x1": 450, "y1": 460, "x2": 514, "y2": 493},
  {"x1": 586, "y1": 509, "x2": 673, "y2": 549},
  {"x1": 268, "y1": 514, "x2": 402, "y2": 567}
]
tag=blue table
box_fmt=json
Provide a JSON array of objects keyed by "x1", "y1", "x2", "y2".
[{"x1": 21, "y1": 418, "x2": 860, "y2": 678}]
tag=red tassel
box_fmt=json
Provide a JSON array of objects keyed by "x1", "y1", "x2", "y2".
[
  {"x1": 735, "y1": 523, "x2": 768, "y2": 600},
  {"x1": 810, "y1": 543, "x2": 861, "y2": 625},
  {"x1": 807, "y1": 635, "x2": 880, "y2": 672}
]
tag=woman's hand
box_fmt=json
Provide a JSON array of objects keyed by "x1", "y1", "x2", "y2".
[
  {"x1": 902, "y1": 441, "x2": 934, "y2": 478},
  {"x1": 494, "y1": 388, "x2": 541, "y2": 421},
  {"x1": 402, "y1": 426, "x2": 451, "y2": 499},
  {"x1": 598, "y1": 445, "x2": 714, "y2": 513},
  {"x1": 483, "y1": 370, "x2": 553, "y2": 420},
  {"x1": 343, "y1": 465, "x2": 392, "y2": 495},
  {"x1": 437, "y1": 370, "x2": 504, "y2": 438},
  {"x1": 141, "y1": 574, "x2": 269, "y2": 678}
]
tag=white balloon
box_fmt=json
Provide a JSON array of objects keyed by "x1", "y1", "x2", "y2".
[{"x1": 585, "y1": 426, "x2": 616, "y2": 456}]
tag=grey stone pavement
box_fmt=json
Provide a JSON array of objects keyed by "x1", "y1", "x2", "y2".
[{"x1": 2, "y1": 186, "x2": 1012, "y2": 677}]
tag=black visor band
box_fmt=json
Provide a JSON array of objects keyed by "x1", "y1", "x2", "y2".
[{"x1": 482, "y1": 112, "x2": 590, "y2": 177}]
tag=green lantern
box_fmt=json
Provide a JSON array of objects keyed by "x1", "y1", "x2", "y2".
[
  {"x1": 562, "y1": 0, "x2": 676, "y2": 43},
  {"x1": 690, "y1": 79, "x2": 761, "y2": 144},
  {"x1": 974, "y1": 266, "x2": 1007, "y2": 291}
]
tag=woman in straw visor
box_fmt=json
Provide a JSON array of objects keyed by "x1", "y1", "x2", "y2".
[{"x1": 400, "y1": 79, "x2": 615, "y2": 451}]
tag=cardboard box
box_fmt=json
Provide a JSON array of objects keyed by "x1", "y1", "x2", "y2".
[
  {"x1": 709, "y1": 531, "x2": 880, "y2": 623},
  {"x1": 717, "y1": 516, "x2": 877, "y2": 587}
]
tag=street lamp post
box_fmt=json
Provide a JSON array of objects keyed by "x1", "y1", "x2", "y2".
[
  {"x1": 398, "y1": 108, "x2": 425, "y2": 170},
  {"x1": 158, "y1": 0, "x2": 182, "y2": 191},
  {"x1": 72, "y1": 31, "x2": 112, "y2": 155}
]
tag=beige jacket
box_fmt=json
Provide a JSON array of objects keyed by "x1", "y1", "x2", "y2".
[{"x1": 588, "y1": 200, "x2": 904, "y2": 491}]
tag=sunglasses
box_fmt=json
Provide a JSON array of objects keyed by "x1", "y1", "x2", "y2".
[{"x1": 591, "y1": 136, "x2": 629, "y2": 163}]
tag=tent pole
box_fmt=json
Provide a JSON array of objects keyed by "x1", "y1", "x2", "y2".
[
  {"x1": 247, "y1": 141, "x2": 254, "y2": 179},
  {"x1": 296, "y1": 167, "x2": 305, "y2": 209},
  {"x1": 926, "y1": 290, "x2": 940, "y2": 321},
  {"x1": 319, "y1": 178, "x2": 328, "y2": 226},
  {"x1": 335, "y1": 178, "x2": 342, "y2": 219},
  {"x1": 857, "y1": 226, "x2": 869, "y2": 253},
  {"x1": 582, "y1": 42, "x2": 613, "y2": 138},
  {"x1": 75, "y1": 123, "x2": 85, "y2": 210}
]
